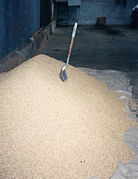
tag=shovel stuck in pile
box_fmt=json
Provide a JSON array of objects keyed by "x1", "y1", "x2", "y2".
[{"x1": 60, "y1": 22, "x2": 78, "y2": 82}]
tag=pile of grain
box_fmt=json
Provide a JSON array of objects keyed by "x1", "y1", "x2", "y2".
[{"x1": 0, "y1": 55, "x2": 137, "y2": 179}]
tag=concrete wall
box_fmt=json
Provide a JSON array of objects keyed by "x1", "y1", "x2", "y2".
[
  {"x1": 0, "y1": 21, "x2": 56, "y2": 73},
  {"x1": 57, "y1": 0, "x2": 138, "y2": 26},
  {"x1": 0, "y1": 0, "x2": 40, "y2": 60}
]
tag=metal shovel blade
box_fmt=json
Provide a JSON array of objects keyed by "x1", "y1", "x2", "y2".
[
  {"x1": 59, "y1": 22, "x2": 78, "y2": 82},
  {"x1": 60, "y1": 68, "x2": 68, "y2": 82}
]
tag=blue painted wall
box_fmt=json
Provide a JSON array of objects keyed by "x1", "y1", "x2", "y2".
[
  {"x1": 57, "y1": 0, "x2": 138, "y2": 26},
  {"x1": 0, "y1": 0, "x2": 40, "y2": 60}
]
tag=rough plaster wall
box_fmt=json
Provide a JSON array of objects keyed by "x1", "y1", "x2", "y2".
[
  {"x1": 68, "y1": 0, "x2": 81, "y2": 6},
  {"x1": 57, "y1": 0, "x2": 138, "y2": 26}
]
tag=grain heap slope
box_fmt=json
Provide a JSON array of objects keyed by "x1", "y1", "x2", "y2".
[{"x1": 0, "y1": 55, "x2": 136, "y2": 179}]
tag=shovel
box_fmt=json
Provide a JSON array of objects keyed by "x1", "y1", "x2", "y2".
[{"x1": 60, "y1": 22, "x2": 78, "y2": 82}]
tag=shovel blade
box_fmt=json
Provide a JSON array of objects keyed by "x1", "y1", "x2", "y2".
[{"x1": 60, "y1": 69, "x2": 68, "y2": 82}]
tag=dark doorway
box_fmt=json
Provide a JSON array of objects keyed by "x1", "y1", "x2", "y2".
[{"x1": 40, "y1": 0, "x2": 51, "y2": 27}]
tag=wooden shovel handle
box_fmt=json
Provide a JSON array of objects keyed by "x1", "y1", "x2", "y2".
[
  {"x1": 67, "y1": 37, "x2": 75, "y2": 60},
  {"x1": 67, "y1": 22, "x2": 78, "y2": 61}
]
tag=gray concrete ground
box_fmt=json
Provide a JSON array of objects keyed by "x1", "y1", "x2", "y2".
[
  {"x1": 39, "y1": 25, "x2": 138, "y2": 118},
  {"x1": 39, "y1": 26, "x2": 138, "y2": 72}
]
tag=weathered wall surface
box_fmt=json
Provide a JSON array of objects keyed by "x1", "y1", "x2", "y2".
[
  {"x1": 57, "y1": 0, "x2": 138, "y2": 26},
  {"x1": 0, "y1": 0, "x2": 40, "y2": 60},
  {"x1": 0, "y1": 21, "x2": 56, "y2": 73}
]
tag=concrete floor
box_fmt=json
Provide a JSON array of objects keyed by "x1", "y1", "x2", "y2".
[
  {"x1": 39, "y1": 25, "x2": 138, "y2": 117},
  {"x1": 40, "y1": 26, "x2": 138, "y2": 71}
]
